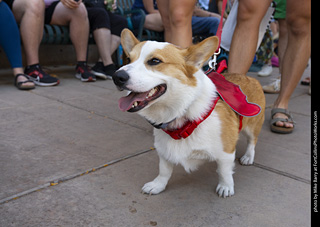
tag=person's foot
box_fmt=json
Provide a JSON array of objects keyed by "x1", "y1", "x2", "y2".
[
  {"x1": 258, "y1": 64, "x2": 272, "y2": 77},
  {"x1": 262, "y1": 77, "x2": 281, "y2": 93},
  {"x1": 14, "y1": 74, "x2": 35, "y2": 90},
  {"x1": 270, "y1": 108, "x2": 295, "y2": 134},
  {"x1": 75, "y1": 63, "x2": 96, "y2": 82},
  {"x1": 91, "y1": 62, "x2": 116, "y2": 80},
  {"x1": 25, "y1": 64, "x2": 60, "y2": 86},
  {"x1": 273, "y1": 113, "x2": 294, "y2": 128},
  {"x1": 103, "y1": 64, "x2": 117, "y2": 78}
]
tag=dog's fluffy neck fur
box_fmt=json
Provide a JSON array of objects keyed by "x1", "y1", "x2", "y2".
[{"x1": 140, "y1": 70, "x2": 219, "y2": 130}]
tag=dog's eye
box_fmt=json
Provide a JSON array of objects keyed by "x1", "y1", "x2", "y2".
[
  {"x1": 147, "y1": 58, "x2": 162, "y2": 66},
  {"x1": 126, "y1": 57, "x2": 131, "y2": 64}
]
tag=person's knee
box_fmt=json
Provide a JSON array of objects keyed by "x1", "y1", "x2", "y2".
[
  {"x1": 286, "y1": 14, "x2": 311, "y2": 37},
  {"x1": 237, "y1": 0, "x2": 269, "y2": 23},
  {"x1": 73, "y1": 3, "x2": 88, "y2": 19},
  {"x1": 24, "y1": 0, "x2": 45, "y2": 16},
  {"x1": 170, "y1": 8, "x2": 191, "y2": 27},
  {"x1": 237, "y1": 1, "x2": 257, "y2": 22},
  {"x1": 13, "y1": 0, "x2": 45, "y2": 20}
]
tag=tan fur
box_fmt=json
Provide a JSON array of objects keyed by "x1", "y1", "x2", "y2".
[
  {"x1": 216, "y1": 73, "x2": 266, "y2": 154},
  {"x1": 121, "y1": 29, "x2": 140, "y2": 57},
  {"x1": 127, "y1": 41, "x2": 146, "y2": 62},
  {"x1": 149, "y1": 46, "x2": 198, "y2": 87}
]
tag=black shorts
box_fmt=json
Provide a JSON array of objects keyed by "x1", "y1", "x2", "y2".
[
  {"x1": 45, "y1": 1, "x2": 59, "y2": 24},
  {"x1": 86, "y1": 7, "x2": 127, "y2": 37}
]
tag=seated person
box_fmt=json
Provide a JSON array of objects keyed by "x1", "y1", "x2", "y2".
[
  {"x1": 3, "y1": 0, "x2": 59, "y2": 86},
  {"x1": 0, "y1": 0, "x2": 35, "y2": 90},
  {"x1": 131, "y1": 0, "x2": 221, "y2": 38},
  {"x1": 45, "y1": 0, "x2": 96, "y2": 82},
  {"x1": 84, "y1": 0, "x2": 128, "y2": 79}
]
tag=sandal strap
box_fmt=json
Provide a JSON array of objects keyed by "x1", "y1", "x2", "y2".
[
  {"x1": 270, "y1": 108, "x2": 296, "y2": 125},
  {"x1": 14, "y1": 73, "x2": 35, "y2": 90},
  {"x1": 14, "y1": 73, "x2": 34, "y2": 84},
  {"x1": 271, "y1": 108, "x2": 291, "y2": 118},
  {"x1": 270, "y1": 117, "x2": 295, "y2": 126}
]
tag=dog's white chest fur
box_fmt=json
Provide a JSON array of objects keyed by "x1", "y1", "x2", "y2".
[{"x1": 154, "y1": 111, "x2": 224, "y2": 173}]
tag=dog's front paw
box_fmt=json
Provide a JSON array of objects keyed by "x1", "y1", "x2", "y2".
[
  {"x1": 240, "y1": 154, "x2": 254, "y2": 165},
  {"x1": 142, "y1": 180, "x2": 166, "y2": 195},
  {"x1": 216, "y1": 184, "x2": 234, "y2": 198}
]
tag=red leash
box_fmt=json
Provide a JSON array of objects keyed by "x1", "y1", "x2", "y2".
[
  {"x1": 208, "y1": 0, "x2": 228, "y2": 71},
  {"x1": 215, "y1": 0, "x2": 228, "y2": 52}
]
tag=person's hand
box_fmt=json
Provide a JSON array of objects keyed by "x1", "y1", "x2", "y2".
[{"x1": 60, "y1": 0, "x2": 82, "y2": 9}]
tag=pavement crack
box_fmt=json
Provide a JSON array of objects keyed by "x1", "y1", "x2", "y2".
[
  {"x1": 253, "y1": 162, "x2": 311, "y2": 184},
  {"x1": 0, "y1": 148, "x2": 155, "y2": 205}
]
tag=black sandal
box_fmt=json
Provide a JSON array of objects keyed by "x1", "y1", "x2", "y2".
[{"x1": 14, "y1": 74, "x2": 35, "y2": 90}]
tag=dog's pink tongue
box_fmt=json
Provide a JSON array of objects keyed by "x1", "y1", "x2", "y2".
[{"x1": 119, "y1": 91, "x2": 149, "y2": 111}]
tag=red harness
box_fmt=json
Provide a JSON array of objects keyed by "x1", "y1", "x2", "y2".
[{"x1": 163, "y1": 95, "x2": 221, "y2": 140}]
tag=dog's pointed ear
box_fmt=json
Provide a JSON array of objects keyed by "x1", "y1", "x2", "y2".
[
  {"x1": 184, "y1": 36, "x2": 219, "y2": 68},
  {"x1": 121, "y1": 28, "x2": 140, "y2": 56}
]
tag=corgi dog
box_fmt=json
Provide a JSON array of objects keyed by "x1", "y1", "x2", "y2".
[{"x1": 113, "y1": 29, "x2": 265, "y2": 198}]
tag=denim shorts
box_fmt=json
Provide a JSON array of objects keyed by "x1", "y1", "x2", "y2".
[{"x1": 191, "y1": 16, "x2": 220, "y2": 37}]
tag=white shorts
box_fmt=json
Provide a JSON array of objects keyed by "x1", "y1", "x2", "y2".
[{"x1": 220, "y1": 0, "x2": 275, "y2": 52}]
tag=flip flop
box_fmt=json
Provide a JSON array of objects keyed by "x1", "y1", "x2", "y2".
[
  {"x1": 270, "y1": 108, "x2": 296, "y2": 134},
  {"x1": 14, "y1": 74, "x2": 35, "y2": 90}
]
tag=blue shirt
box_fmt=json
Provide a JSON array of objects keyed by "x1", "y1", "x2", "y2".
[{"x1": 132, "y1": 0, "x2": 157, "y2": 14}]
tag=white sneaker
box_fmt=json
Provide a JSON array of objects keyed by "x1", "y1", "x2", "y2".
[
  {"x1": 258, "y1": 64, "x2": 273, "y2": 77},
  {"x1": 263, "y1": 77, "x2": 281, "y2": 94}
]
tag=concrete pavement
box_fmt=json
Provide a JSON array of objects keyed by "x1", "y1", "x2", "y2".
[{"x1": 0, "y1": 63, "x2": 311, "y2": 226}]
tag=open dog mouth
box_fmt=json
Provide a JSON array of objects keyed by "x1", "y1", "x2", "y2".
[{"x1": 118, "y1": 84, "x2": 167, "y2": 112}]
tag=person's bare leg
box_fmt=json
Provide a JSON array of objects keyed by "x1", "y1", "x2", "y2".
[
  {"x1": 272, "y1": 0, "x2": 311, "y2": 129},
  {"x1": 168, "y1": 0, "x2": 196, "y2": 48},
  {"x1": 93, "y1": 28, "x2": 114, "y2": 66},
  {"x1": 12, "y1": 0, "x2": 44, "y2": 66},
  {"x1": 227, "y1": 0, "x2": 271, "y2": 74},
  {"x1": 277, "y1": 19, "x2": 288, "y2": 72},
  {"x1": 110, "y1": 35, "x2": 120, "y2": 54},
  {"x1": 157, "y1": 0, "x2": 172, "y2": 43},
  {"x1": 157, "y1": 0, "x2": 196, "y2": 48},
  {"x1": 144, "y1": 13, "x2": 164, "y2": 32},
  {"x1": 50, "y1": 2, "x2": 89, "y2": 61}
]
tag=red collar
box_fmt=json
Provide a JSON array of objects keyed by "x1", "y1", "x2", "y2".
[{"x1": 163, "y1": 95, "x2": 220, "y2": 140}]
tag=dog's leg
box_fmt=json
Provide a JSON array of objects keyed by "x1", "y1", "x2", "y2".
[
  {"x1": 240, "y1": 142, "x2": 256, "y2": 165},
  {"x1": 142, "y1": 155, "x2": 173, "y2": 195},
  {"x1": 216, "y1": 153, "x2": 235, "y2": 198},
  {"x1": 240, "y1": 128, "x2": 257, "y2": 165}
]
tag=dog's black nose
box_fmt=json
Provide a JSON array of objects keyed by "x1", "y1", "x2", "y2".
[{"x1": 112, "y1": 70, "x2": 130, "y2": 89}]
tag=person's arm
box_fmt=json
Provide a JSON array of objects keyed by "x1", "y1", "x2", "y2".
[
  {"x1": 193, "y1": 5, "x2": 221, "y2": 18},
  {"x1": 217, "y1": 0, "x2": 228, "y2": 18}
]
